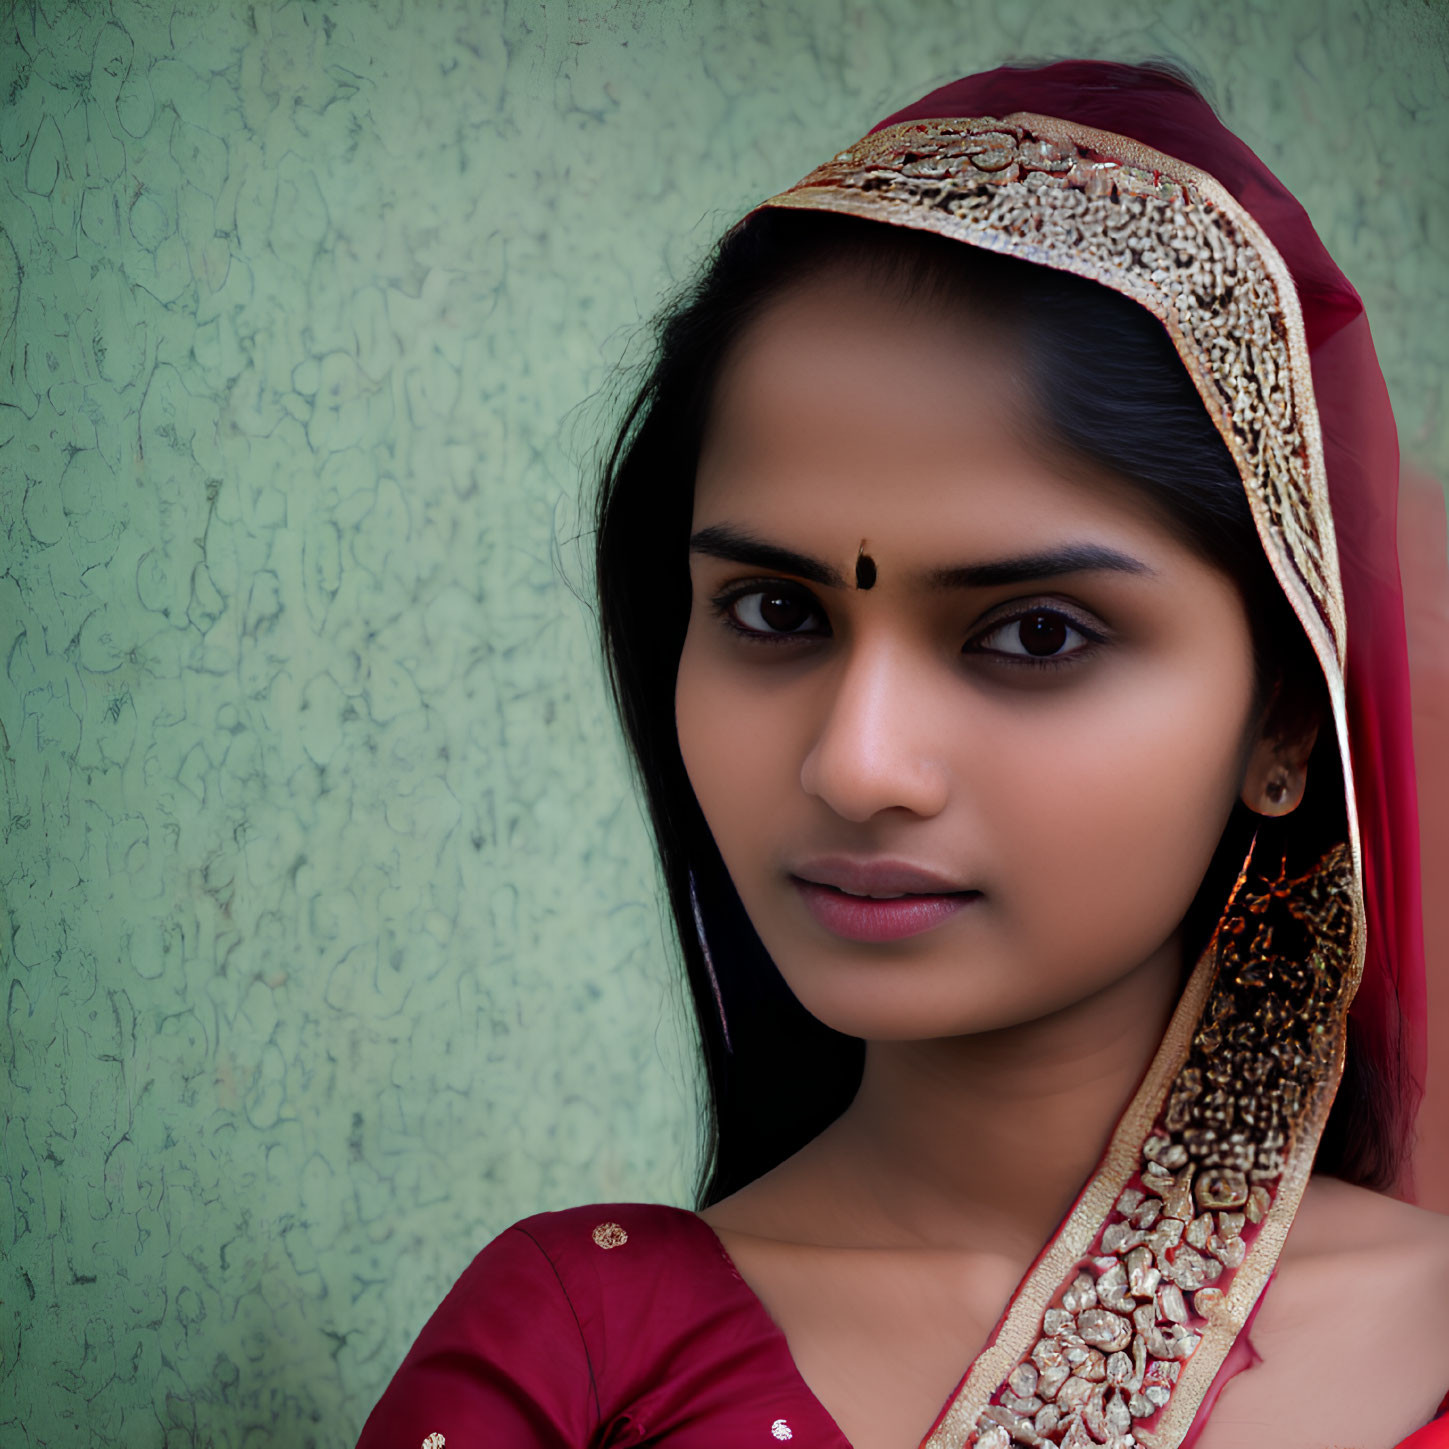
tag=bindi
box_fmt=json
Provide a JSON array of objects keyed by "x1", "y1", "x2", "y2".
[{"x1": 854, "y1": 540, "x2": 877, "y2": 591}]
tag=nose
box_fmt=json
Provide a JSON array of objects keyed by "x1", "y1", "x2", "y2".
[{"x1": 798, "y1": 637, "x2": 950, "y2": 823}]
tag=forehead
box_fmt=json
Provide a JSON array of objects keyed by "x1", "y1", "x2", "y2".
[{"x1": 693, "y1": 275, "x2": 1181, "y2": 561}]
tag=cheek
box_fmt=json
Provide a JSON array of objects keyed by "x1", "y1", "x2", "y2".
[
  {"x1": 975, "y1": 659, "x2": 1253, "y2": 962},
  {"x1": 675, "y1": 622, "x2": 787, "y2": 860}
]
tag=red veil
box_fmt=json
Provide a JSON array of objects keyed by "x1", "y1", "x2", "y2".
[
  {"x1": 874, "y1": 62, "x2": 1437, "y2": 1200},
  {"x1": 746, "y1": 56, "x2": 1449, "y2": 1442}
]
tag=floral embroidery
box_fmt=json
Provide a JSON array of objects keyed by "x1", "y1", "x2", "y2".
[
  {"x1": 421, "y1": 1435, "x2": 445, "y2": 1449},
  {"x1": 771, "y1": 1420, "x2": 793, "y2": 1441},
  {"x1": 592, "y1": 1221, "x2": 628, "y2": 1250}
]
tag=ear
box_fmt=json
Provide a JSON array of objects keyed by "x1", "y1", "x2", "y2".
[{"x1": 1239, "y1": 718, "x2": 1320, "y2": 817}]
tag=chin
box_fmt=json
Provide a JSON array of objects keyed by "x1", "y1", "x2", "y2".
[
  {"x1": 772, "y1": 927, "x2": 1181, "y2": 1046},
  {"x1": 773, "y1": 952, "x2": 1044, "y2": 1042}
]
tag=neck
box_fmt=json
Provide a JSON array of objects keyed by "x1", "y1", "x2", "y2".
[{"x1": 801, "y1": 934, "x2": 1186, "y2": 1257}]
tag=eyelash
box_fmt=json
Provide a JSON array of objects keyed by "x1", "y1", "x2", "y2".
[{"x1": 707, "y1": 581, "x2": 1108, "y2": 670}]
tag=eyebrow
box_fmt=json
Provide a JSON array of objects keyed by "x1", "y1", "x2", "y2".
[
  {"x1": 925, "y1": 544, "x2": 1155, "y2": 589},
  {"x1": 689, "y1": 525, "x2": 846, "y2": 587},
  {"x1": 689, "y1": 525, "x2": 1154, "y2": 590}
]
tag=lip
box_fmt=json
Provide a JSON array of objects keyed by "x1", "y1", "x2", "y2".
[
  {"x1": 792, "y1": 856, "x2": 973, "y2": 897},
  {"x1": 789, "y1": 857, "x2": 980, "y2": 944}
]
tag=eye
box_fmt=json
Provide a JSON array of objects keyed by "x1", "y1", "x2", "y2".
[
  {"x1": 718, "y1": 585, "x2": 827, "y2": 639},
  {"x1": 969, "y1": 607, "x2": 1100, "y2": 665}
]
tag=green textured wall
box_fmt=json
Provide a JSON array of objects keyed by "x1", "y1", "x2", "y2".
[{"x1": 1, "y1": 1, "x2": 1444, "y2": 1444}]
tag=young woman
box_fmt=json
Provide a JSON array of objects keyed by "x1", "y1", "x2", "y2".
[{"x1": 355, "y1": 61, "x2": 1449, "y2": 1449}]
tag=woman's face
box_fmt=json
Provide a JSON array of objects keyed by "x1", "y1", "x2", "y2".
[{"x1": 674, "y1": 270, "x2": 1264, "y2": 1042}]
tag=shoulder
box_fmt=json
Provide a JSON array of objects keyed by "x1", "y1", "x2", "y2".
[
  {"x1": 453, "y1": 1200, "x2": 739, "y2": 1340},
  {"x1": 413, "y1": 1202, "x2": 719, "y2": 1339},
  {"x1": 1212, "y1": 1176, "x2": 1449, "y2": 1445},
  {"x1": 355, "y1": 1204, "x2": 732, "y2": 1449},
  {"x1": 507, "y1": 1199, "x2": 715, "y2": 1257},
  {"x1": 488, "y1": 1201, "x2": 726, "y2": 1302},
  {"x1": 1286, "y1": 1175, "x2": 1449, "y2": 1274},
  {"x1": 1276, "y1": 1175, "x2": 1449, "y2": 1339}
]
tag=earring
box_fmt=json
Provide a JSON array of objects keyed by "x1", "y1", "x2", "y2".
[
  {"x1": 1254, "y1": 767, "x2": 1304, "y2": 815},
  {"x1": 688, "y1": 870, "x2": 733, "y2": 1054}
]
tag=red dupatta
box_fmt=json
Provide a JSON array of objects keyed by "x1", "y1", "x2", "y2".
[{"x1": 751, "y1": 60, "x2": 1438, "y2": 1448}]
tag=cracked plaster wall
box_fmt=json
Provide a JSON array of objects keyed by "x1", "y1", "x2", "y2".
[{"x1": 0, "y1": 1, "x2": 1444, "y2": 1446}]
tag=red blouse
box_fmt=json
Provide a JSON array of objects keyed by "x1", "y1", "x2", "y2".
[{"x1": 355, "y1": 1203, "x2": 1449, "y2": 1449}]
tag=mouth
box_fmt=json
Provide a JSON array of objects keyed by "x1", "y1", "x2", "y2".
[{"x1": 789, "y1": 857, "x2": 981, "y2": 943}]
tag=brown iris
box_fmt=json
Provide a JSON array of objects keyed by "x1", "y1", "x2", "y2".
[
  {"x1": 759, "y1": 592, "x2": 815, "y2": 632},
  {"x1": 1018, "y1": 611, "x2": 1069, "y2": 656}
]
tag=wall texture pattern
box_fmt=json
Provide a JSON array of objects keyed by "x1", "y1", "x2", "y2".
[{"x1": 1, "y1": 2, "x2": 1444, "y2": 1445}]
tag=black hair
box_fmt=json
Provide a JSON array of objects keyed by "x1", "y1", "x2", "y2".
[{"x1": 594, "y1": 204, "x2": 1401, "y2": 1207}]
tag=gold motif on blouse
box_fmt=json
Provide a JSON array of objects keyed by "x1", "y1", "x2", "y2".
[{"x1": 592, "y1": 1221, "x2": 629, "y2": 1250}]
